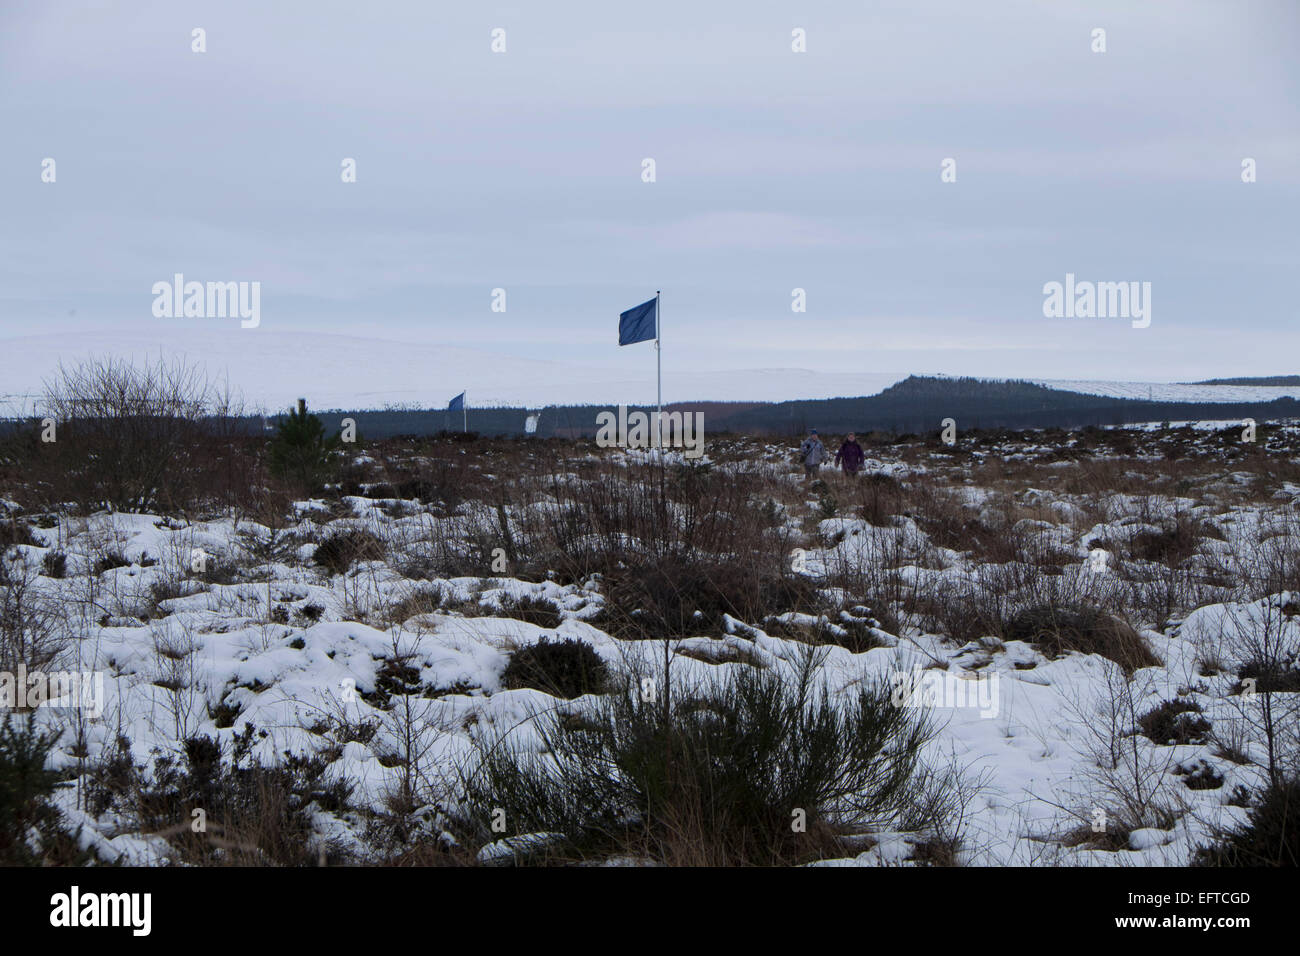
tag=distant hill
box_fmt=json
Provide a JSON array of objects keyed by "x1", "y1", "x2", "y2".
[
  {"x1": 1187, "y1": 375, "x2": 1300, "y2": 387},
  {"x1": 692, "y1": 376, "x2": 1300, "y2": 437},
  {"x1": 290, "y1": 375, "x2": 1300, "y2": 439},
  {"x1": 6, "y1": 375, "x2": 1297, "y2": 441}
]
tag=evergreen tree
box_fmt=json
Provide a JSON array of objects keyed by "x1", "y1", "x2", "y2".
[{"x1": 269, "y1": 398, "x2": 338, "y2": 490}]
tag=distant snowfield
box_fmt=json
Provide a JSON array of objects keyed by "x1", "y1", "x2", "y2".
[
  {"x1": 1, "y1": 328, "x2": 1294, "y2": 412},
  {"x1": 1030, "y1": 379, "x2": 1300, "y2": 404},
  {"x1": 0, "y1": 329, "x2": 904, "y2": 412}
]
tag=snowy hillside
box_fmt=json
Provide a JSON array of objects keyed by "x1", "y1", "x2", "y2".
[{"x1": 1031, "y1": 379, "x2": 1300, "y2": 404}]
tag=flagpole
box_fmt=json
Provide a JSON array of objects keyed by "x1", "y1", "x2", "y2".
[{"x1": 655, "y1": 290, "x2": 661, "y2": 448}]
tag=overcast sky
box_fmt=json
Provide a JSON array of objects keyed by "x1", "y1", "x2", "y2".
[{"x1": 1, "y1": 0, "x2": 1297, "y2": 398}]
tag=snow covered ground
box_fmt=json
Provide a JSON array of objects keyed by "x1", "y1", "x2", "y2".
[{"x1": 5, "y1": 425, "x2": 1296, "y2": 866}]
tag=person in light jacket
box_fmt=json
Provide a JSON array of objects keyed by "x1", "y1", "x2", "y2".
[
  {"x1": 799, "y1": 429, "x2": 827, "y2": 479},
  {"x1": 834, "y1": 432, "x2": 865, "y2": 476}
]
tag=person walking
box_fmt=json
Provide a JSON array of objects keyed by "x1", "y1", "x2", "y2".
[
  {"x1": 834, "y1": 432, "x2": 865, "y2": 477},
  {"x1": 798, "y1": 429, "x2": 827, "y2": 479}
]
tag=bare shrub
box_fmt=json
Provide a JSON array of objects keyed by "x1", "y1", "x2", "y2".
[
  {"x1": 496, "y1": 593, "x2": 562, "y2": 629},
  {"x1": 1216, "y1": 596, "x2": 1300, "y2": 787},
  {"x1": 34, "y1": 355, "x2": 251, "y2": 515},
  {"x1": 852, "y1": 472, "x2": 905, "y2": 525},
  {"x1": 1062, "y1": 663, "x2": 1188, "y2": 843},
  {"x1": 1128, "y1": 512, "x2": 1213, "y2": 565},
  {"x1": 523, "y1": 462, "x2": 809, "y2": 637},
  {"x1": 0, "y1": 550, "x2": 67, "y2": 679}
]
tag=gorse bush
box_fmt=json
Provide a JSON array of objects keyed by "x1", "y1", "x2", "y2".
[
  {"x1": 1194, "y1": 777, "x2": 1300, "y2": 867},
  {"x1": 500, "y1": 637, "x2": 608, "y2": 699},
  {"x1": 41, "y1": 550, "x2": 67, "y2": 579},
  {"x1": 0, "y1": 519, "x2": 40, "y2": 548},
  {"x1": 106, "y1": 726, "x2": 354, "y2": 866},
  {"x1": 314, "y1": 528, "x2": 384, "y2": 575},
  {"x1": 93, "y1": 550, "x2": 131, "y2": 574},
  {"x1": 1138, "y1": 699, "x2": 1211, "y2": 745},
  {"x1": 0, "y1": 714, "x2": 84, "y2": 865},
  {"x1": 1238, "y1": 656, "x2": 1300, "y2": 694},
  {"x1": 458, "y1": 654, "x2": 939, "y2": 865}
]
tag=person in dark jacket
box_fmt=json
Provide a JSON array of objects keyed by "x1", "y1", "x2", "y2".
[{"x1": 834, "y1": 432, "x2": 865, "y2": 476}]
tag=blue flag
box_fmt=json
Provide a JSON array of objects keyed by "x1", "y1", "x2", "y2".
[
  {"x1": 448, "y1": 391, "x2": 464, "y2": 412},
  {"x1": 619, "y1": 297, "x2": 657, "y2": 346}
]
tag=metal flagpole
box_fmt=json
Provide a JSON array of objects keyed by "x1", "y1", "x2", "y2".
[{"x1": 655, "y1": 290, "x2": 661, "y2": 448}]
